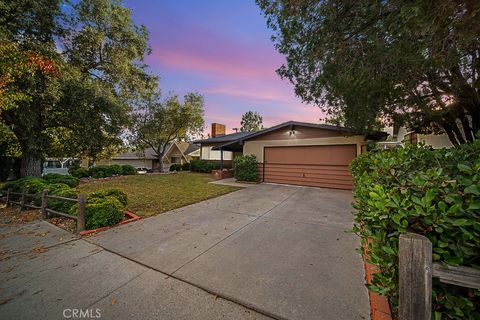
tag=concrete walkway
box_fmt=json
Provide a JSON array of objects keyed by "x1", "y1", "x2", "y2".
[{"x1": 0, "y1": 184, "x2": 369, "y2": 320}]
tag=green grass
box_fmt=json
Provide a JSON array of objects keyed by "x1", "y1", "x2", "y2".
[{"x1": 77, "y1": 172, "x2": 240, "y2": 218}]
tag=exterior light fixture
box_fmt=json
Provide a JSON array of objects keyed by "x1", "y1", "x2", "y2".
[{"x1": 289, "y1": 125, "x2": 296, "y2": 136}]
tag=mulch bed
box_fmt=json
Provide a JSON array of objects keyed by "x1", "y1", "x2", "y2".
[{"x1": 0, "y1": 206, "x2": 41, "y2": 226}]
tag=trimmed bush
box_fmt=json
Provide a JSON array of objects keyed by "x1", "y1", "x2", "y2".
[
  {"x1": 1, "y1": 176, "x2": 48, "y2": 193},
  {"x1": 43, "y1": 173, "x2": 80, "y2": 187},
  {"x1": 121, "y1": 164, "x2": 137, "y2": 175},
  {"x1": 181, "y1": 162, "x2": 190, "y2": 171},
  {"x1": 190, "y1": 160, "x2": 220, "y2": 173},
  {"x1": 350, "y1": 142, "x2": 480, "y2": 319},
  {"x1": 47, "y1": 184, "x2": 78, "y2": 213},
  {"x1": 71, "y1": 167, "x2": 90, "y2": 178},
  {"x1": 109, "y1": 164, "x2": 123, "y2": 176},
  {"x1": 234, "y1": 155, "x2": 258, "y2": 182},
  {"x1": 70, "y1": 196, "x2": 124, "y2": 230},
  {"x1": 169, "y1": 163, "x2": 181, "y2": 171},
  {"x1": 88, "y1": 165, "x2": 114, "y2": 178},
  {"x1": 88, "y1": 188, "x2": 128, "y2": 206}
]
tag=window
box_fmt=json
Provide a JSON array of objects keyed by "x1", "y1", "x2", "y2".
[
  {"x1": 171, "y1": 156, "x2": 181, "y2": 164},
  {"x1": 403, "y1": 132, "x2": 418, "y2": 145}
]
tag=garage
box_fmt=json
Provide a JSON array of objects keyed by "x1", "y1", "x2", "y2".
[{"x1": 263, "y1": 145, "x2": 356, "y2": 190}]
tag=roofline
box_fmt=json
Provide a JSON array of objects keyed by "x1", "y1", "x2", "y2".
[{"x1": 211, "y1": 121, "x2": 386, "y2": 150}]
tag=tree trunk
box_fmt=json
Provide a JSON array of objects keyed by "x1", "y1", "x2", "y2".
[
  {"x1": 20, "y1": 152, "x2": 42, "y2": 177},
  {"x1": 158, "y1": 151, "x2": 166, "y2": 173}
]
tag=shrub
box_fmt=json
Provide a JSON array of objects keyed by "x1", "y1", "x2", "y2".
[
  {"x1": 181, "y1": 162, "x2": 190, "y2": 171},
  {"x1": 109, "y1": 164, "x2": 123, "y2": 176},
  {"x1": 234, "y1": 155, "x2": 258, "y2": 182},
  {"x1": 121, "y1": 164, "x2": 137, "y2": 175},
  {"x1": 70, "y1": 196, "x2": 124, "y2": 230},
  {"x1": 47, "y1": 184, "x2": 78, "y2": 213},
  {"x1": 71, "y1": 167, "x2": 90, "y2": 178},
  {"x1": 1, "y1": 176, "x2": 48, "y2": 193},
  {"x1": 350, "y1": 142, "x2": 480, "y2": 319},
  {"x1": 169, "y1": 163, "x2": 182, "y2": 171},
  {"x1": 88, "y1": 165, "x2": 114, "y2": 178},
  {"x1": 88, "y1": 188, "x2": 128, "y2": 206},
  {"x1": 190, "y1": 160, "x2": 220, "y2": 173},
  {"x1": 43, "y1": 173, "x2": 80, "y2": 187}
]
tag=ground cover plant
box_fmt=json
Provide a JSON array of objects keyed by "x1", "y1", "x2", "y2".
[{"x1": 350, "y1": 141, "x2": 480, "y2": 319}]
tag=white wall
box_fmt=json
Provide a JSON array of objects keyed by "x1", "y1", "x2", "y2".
[{"x1": 201, "y1": 146, "x2": 233, "y2": 160}]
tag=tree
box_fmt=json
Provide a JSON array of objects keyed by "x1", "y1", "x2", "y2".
[
  {"x1": 240, "y1": 111, "x2": 264, "y2": 132},
  {"x1": 130, "y1": 92, "x2": 205, "y2": 172},
  {"x1": 257, "y1": 0, "x2": 480, "y2": 144},
  {"x1": 0, "y1": 0, "x2": 156, "y2": 176}
]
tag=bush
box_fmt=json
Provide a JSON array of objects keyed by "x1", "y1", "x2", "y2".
[
  {"x1": 70, "y1": 196, "x2": 124, "y2": 230},
  {"x1": 43, "y1": 173, "x2": 80, "y2": 187},
  {"x1": 169, "y1": 163, "x2": 182, "y2": 171},
  {"x1": 88, "y1": 165, "x2": 114, "y2": 178},
  {"x1": 181, "y1": 162, "x2": 190, "y2": 171},
  {"x1": 350, "y1": 142, "x2": 480, "y2": 319},
  {"x1": 121, "y1": 164, "x2": 137, "y2": 175},
  {"x1": 190, "y1": 160, "x2": 220, "y2": 173},
  {"x1": 1, "y1": 176, "x2": 48, "y2": 193},
  {"x1": 109, "y1": 164, "x2": 123, "y2": 176},
  {"x1": 234, "y1": 155, "x2": 258, "y2": 182},
  {"x1": 71, "y1": 167, "x2": 90, "y2": 178},
  {"x1": 88, "y1": 188, "x2": 128, "y2": 206},
  {"x1": 47, "y1": 184, "x2": 78, "y2": 213}
]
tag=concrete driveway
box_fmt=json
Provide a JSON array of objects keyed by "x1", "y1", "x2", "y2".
[{"x1": 89, "y1": 184, "x2": 369, "y2": 320}]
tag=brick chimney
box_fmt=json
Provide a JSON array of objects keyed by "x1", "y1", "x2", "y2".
[{"x1": 211, "y1": 123, "x2": 226, "y2": 137}]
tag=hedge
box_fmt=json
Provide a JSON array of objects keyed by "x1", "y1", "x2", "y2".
[
  {"x1": 71, "y1": 164, "x2": 137, "y2": 178},
  {"x1": 190, "y1": 160, "x2": 220, "y2": 173},
  {"x1": 43, "y1": 173, "x2": 80, "y2": 187},
  {"x1": 234, "y1": 155, "x2": 258, "y2": 181},
  {"x1": 350, "y1": 142, "x2": 480, "y2": 319},
  {"x1": 169, "y1": 163, "x2": 182, "y2": 171}
]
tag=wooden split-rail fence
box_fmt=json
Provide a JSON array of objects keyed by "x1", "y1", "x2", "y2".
[
  {"x1": 399, "y1": 233, "x2": 480, "y2": 320},
  {"x1": 0, "y1": 189, "x2": 85, "y2": 234}
]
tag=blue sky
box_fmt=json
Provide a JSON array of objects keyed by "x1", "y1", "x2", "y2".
[{"x1": 124, "y1": 0, "x2": 324, "y2": 133}]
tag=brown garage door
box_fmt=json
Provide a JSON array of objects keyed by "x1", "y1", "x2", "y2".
[{"x1": 263, "y1": 145, "x2": 356, "y2": 190}]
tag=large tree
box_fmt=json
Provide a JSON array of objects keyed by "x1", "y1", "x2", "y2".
[
  {"x1": 0, "y1": 0, "x2": 156, "y2": 176},
  {"x1": 129, "y1": 92, "x2": 205, "y2": 172},
  {"x1": 257, "y1": 0, "x2": 480, "y2": 144},
  {"x1": 240, "y1": 111, "x2": 264, "y2": 132}
]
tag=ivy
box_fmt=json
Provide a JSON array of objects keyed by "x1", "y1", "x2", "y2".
[{"x1": 350, "y1": 141, "x2": 480, "y2": 319}]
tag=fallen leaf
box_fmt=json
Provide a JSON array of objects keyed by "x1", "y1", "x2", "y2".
[
  {"x1": 32, "y1": 246, "x2": 48, "y2": 254},
  {"x1": 111, "y1": 298, "x2": 117, "y2": 305}
]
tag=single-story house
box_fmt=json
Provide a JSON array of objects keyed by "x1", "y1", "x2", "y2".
[
  {"x1": 195, "y1": 121, "x2": 385, "y2": 190},
  {"x1": 96, "y1": 142, "x2": 200, "y2": 171}
]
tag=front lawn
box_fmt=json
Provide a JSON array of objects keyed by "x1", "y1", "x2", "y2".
[{"x1": 77, "y1": 172, "x2": 240, "y2": 217}]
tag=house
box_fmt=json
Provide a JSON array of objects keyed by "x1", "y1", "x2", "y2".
[
  {"x1": 195, "y1": 121, "x2": 385, "y2": 190},
  {"x1": 96, "y1": 142, "x2": 200, "y2": 171}
]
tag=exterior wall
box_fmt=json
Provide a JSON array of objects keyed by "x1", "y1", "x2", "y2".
[
  {"x1": 417, "y1": 134, "x2": 453, "y2": 149},
  {"x1": 248, "y1": 126, "x2": 346, "y2": 141},
  {"x1": 243, "y1": 135, "x2": 366, "y2": 163},
  {"x1": 200, "y1": 146, "x2": 233, "y2": 161}
]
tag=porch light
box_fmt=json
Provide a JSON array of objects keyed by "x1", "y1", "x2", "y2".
[{"x1": 289, "y1": 125, "x2": 296, "y2": 136}]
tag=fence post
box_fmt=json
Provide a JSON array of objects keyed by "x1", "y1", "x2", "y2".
[
  {"x1": 399, "y1": 233, "x2": 432, "y2": 320},
  {"x1": 41, "y1": 189, "x2": 48, "y2": 219},
  {"x1": 77, "y1": 194, "x2": 86, "y2": 234},
  {"x1": 6, "y1": 189, "x2": 10, "y2": 207},
  {"x1": 20, "y1": 189, "x2": 26, "y2": 211}
]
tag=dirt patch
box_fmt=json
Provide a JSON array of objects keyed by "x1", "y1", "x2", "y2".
[
  {"x1": 0, "y1": 206, "x2": 41, "y2": 226},
  {"x1": 47, "y1": 216, "x2": 76, "y2": 233}
]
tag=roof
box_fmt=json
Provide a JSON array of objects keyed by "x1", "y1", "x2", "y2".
[
  {"x1": 113, "y1": 147, "x2": 167, "y2": 160},
  {"x1": 193, "y1": 131, "x2": 253, "y2": 144},
  {"x1": 210, "y1": 121, "x2": 386, "y2": 151},
  {"x1": 184, "y1": 143, "x2": 200, "y2": 155}
]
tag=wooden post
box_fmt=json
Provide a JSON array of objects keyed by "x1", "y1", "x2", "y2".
[
  {"x1": 399, "y1": 233, "x2": 432, "y2": 320},
  {"x1": 77, "y1": 194, "x2": 86, "y2": 234},
  {"x1": 41, "y1": 189, "x2": 48, "y2": 219},
  {"x1": 6, "y1": 189, "x2": 10, "y2": 207},
  {"x1": 20, "y1": 189, "x2": 26, "y2": 211}
]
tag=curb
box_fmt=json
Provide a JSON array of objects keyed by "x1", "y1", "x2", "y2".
[{"x1": 79, "y1": 211, "x2": 141, "y2": 236}]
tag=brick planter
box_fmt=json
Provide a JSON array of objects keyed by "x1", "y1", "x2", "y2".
[{"x1": 211, "y1": 169, "x2": 233, "y2": 180}]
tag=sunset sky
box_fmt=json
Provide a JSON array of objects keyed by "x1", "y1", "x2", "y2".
[{"x1": 124, "y1": 0, "x2": 325, "y2": 134}]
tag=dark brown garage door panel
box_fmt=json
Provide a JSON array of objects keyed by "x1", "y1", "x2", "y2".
[{"x1": 264, "y1": 145, "x2": 356, "y2": 190}]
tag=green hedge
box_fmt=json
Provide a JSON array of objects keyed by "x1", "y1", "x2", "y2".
[
  {"x1": 350, "y1": 142, "x2": 480, "y2": 319},
  {"x1": 190, "y1": 160, "x2": 220, "y2": 173},
  {"x1": 71, "y1": 167, "x2": 90, "y2": 178},
  {"x1": 120, "y1": 165, "x2": 137, "y2": 175},
  {"x1": 234, "y1": 155, "x2": 258, "y2": 181},
  {"x1": 169, "y1": 163, "x2": 182, "y2": 171},
  {"x1": 71, "y1": 164, "x2": 137, "y2": 179},
  {"x1": 43, "y1": 173, "x2": 80, "y2": 187}
]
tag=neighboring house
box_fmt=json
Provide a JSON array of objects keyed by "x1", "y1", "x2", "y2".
[
  {"x1": 43, "y1": 158, "x2": 78, "y2": 175},
  {"x1": 378, "y1": 126, "x2": 454, "y2": 149},
  {"x1": 195, "y1": 121, "x2": 385, "y2": 190},
  {"x1": 96, "y1": 142, "x2": 198, "y2": 171}
]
